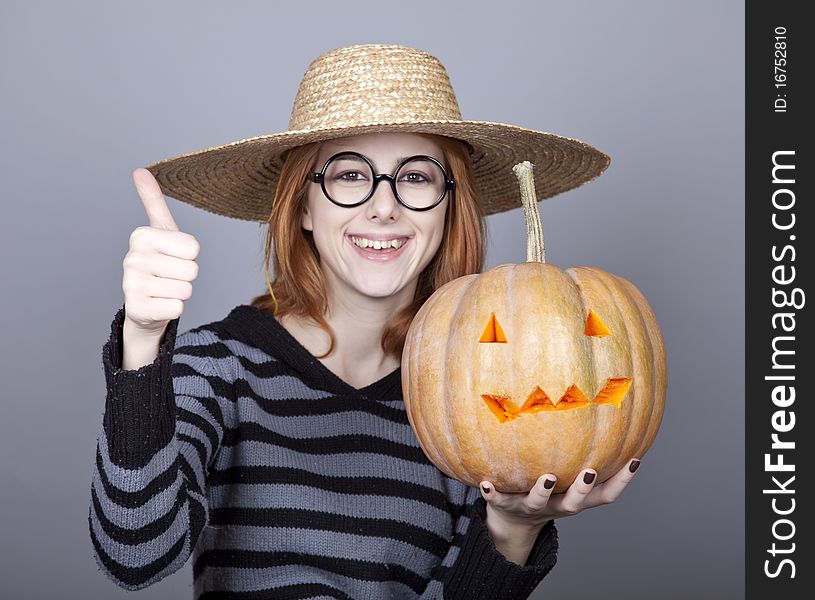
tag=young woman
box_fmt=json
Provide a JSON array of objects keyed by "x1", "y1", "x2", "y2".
[{"x1": 90, "y1": 44, "x2": 640, "y2": 599}]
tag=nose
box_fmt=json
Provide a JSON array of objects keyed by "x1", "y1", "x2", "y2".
[{"x1": 366, "y1": 176, "x2": 401, "y2": 220}]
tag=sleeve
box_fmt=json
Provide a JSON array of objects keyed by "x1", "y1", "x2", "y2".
[
  {"x1": 420, "y1": 485, "x2": 558, "y2": 600},
  {"x1": 88, "y1": 304, "x2": 230, "y2": 590}
]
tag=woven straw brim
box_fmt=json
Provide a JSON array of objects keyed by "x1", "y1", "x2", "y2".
[{"x1": 145, "y1": 119, "x2": 610, "y2": 222}]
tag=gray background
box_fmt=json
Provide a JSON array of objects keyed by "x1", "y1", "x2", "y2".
[{"x1": 0, "y1": 1, "x2": 744, "y2": 598}]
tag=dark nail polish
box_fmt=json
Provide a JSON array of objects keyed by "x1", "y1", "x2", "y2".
[
  {"x1": 543, "y1": 478, "x2": 556, "y2": 490},
  {"x1": 481, "y1": 485, "x2": 490, "y2": 494},
  {"x1": 629, "y1": 459, "x2": 641, "y2": 473},
  {"x1": 583, "y1": 472, "x2": 596, "y2": 485}
]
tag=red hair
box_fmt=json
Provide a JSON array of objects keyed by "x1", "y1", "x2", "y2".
[{"x1": 249, "y1": 134, "x2": 486, "y2": 360}]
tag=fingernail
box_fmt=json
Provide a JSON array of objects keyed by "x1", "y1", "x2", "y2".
[
  {"x1": 543, "y1": 477, "x2": 556, "y2": 490},
  {"x1": 481, "y1": 484, "x2": 490, "y2": 494},
  {"x1": 583, "y1": 472, "x2": 596, "y2": 485},
  {"x1": 629, "y1": 459, "x2": 641, "y2": 473}
]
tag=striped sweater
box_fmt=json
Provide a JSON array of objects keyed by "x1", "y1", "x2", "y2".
[{"x1": 89, "y1": 303, "x2": 558, "y2": 599}]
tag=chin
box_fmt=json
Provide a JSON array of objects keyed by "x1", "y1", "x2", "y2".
[
  {"x1": 358, "y1": 285, "x2": 403, "y2": 299},
  {"x1": 353, "y1": 277, "x2": 407, "y2": 299}
]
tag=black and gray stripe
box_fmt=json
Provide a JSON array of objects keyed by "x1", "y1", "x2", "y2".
[{"x1": 89, "y1": 304, "x2": 557, "y2": 599}]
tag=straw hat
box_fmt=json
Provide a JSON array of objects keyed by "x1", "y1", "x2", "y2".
[{"x1": 145, "y1": 43, "x2": 610, "y2": 222}]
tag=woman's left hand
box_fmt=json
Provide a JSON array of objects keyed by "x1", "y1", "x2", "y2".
[{"x1": 480, "y1": 458, "x2": 642, "y2": 540}]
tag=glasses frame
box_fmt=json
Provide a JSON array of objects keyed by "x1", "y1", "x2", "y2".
[{"x1": 309, "y1": 151, "x2": 455, "y2": 212}]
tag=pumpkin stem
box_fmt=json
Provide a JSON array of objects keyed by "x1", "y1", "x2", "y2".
[{"x1": 512, "y1": 161, "x2": 545, "y2": 263}]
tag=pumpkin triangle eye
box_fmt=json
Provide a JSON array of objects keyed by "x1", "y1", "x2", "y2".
[
  {"x1": 479, "y1": 313, "x2": 508, "y2": 343},
  {"x1": 585, "y1": 310, "x2": 611, "y2": 336}
]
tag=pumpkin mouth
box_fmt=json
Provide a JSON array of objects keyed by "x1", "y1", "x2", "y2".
[{"x1": 482, "y1": 377, "x2": 632, "y2": 423}]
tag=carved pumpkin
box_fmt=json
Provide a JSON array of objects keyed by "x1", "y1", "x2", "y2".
[{"x1": 401, "y1": 162, "x2": 667, "y2": 493}]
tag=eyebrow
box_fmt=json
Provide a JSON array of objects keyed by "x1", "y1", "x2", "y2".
[
  {"x1": 324, "y1": 152, "x2": 440, "y2": 171},
  {"x1": 336, "y1": 155, "x2": 365, "y2": 164}
]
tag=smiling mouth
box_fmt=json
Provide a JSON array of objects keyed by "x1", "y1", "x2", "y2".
[
  {"x1": 349, "y1": 235, "x2": 409, "y2": 250},
  {"x1": 482, "y1": 377, "x2": 632, "y2": 423},
  {"x1": 346, "y1": 235, "x2": 411, "y2": 260}
]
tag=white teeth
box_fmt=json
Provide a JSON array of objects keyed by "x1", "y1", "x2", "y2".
[{"x1": 351, "y1": 236, "x2": 406, "y2": 250}]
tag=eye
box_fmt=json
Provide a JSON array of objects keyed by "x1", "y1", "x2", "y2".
[
  {"x1": 479, "y1": 313, "x2": 507, "y2": 343},
  {"x1": 584, "y1": 310, "x2": 611, "y2": 337},
  {"x1": 399, "y1": 171, "x2": 432, "y2": 185},
  {"x1": 334, "y1": 170, "x2": 369, "y2": 183}
]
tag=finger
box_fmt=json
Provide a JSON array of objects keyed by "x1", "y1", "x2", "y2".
[
  {"x1": 149, "y1": 254, "x2": 200, "y2": 282},
  {"x1": 587, "y1": 458, "x2": 641, "y2": 508},
  {"x1": 480, "y1": 481, "x2": 497, "y2": 501},
  {"x1": 130, "y1": 227, "x2": 200, "y2": 261},
  {"x1": 133, "y1": 167, "x2": 179, "y2": 232},
  {"x1": 549, "y1": 469, "x2": 597, "y2": 515},
  {"x1": 139, "y1": 297, "x2": 185, "y2": 322},
  {"x1": 524, "y1": 474, "x2": 557, "y2": 512},
  {"x1": 479, "y1": 481, "x2": 518, "y2": 510},
  {"x1": 145, "y1": 276, "x2": 194, "y2": 301}
]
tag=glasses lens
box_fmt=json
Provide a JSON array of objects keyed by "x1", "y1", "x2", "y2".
[
  {"x1": 323, "y1": 154, "x2": 374, "y2": 206},
  {"x1": 395, "y1": 158, "x2": 446, "y2": 209}
]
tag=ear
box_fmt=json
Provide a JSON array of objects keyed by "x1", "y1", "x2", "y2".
[{"x1": 301, "y1": 205, "x2": 313, "y2": 232}]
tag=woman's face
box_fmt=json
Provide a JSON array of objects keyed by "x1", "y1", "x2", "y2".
[{"x1": 302, "y1": 132, "x2": 449, "y2": 304}]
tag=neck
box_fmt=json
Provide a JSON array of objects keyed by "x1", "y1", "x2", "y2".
[
  {"x1": 323, "y1": 277, "x2": 416, "y2": 363},
  {"x1": 278, "y1": 275, "x2": 416, "y2": 385}
]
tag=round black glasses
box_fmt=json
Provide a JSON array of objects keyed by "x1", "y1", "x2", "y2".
[{"x1": 309, "y1": 151, "x2": 455, "y2": 211}]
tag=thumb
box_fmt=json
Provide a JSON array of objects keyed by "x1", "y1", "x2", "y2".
[{"x1": 132, "y1": 167, "x2": 179, "y2": 231}]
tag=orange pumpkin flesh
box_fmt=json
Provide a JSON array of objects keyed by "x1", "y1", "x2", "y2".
[
  {"x1": 585, "y1": 310, "x2": 611, "y2": 336},
  {"x1": 401, "y1": 162, "x2": 667, "y2": 494},
  {"x1": 479, "y1": 313, "x2": 508, "y2": 343}
]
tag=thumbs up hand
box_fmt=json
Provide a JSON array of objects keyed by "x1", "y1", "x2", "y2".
[{"x1": 122, "y1": 168, "x2": 201, "y2": 338}]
